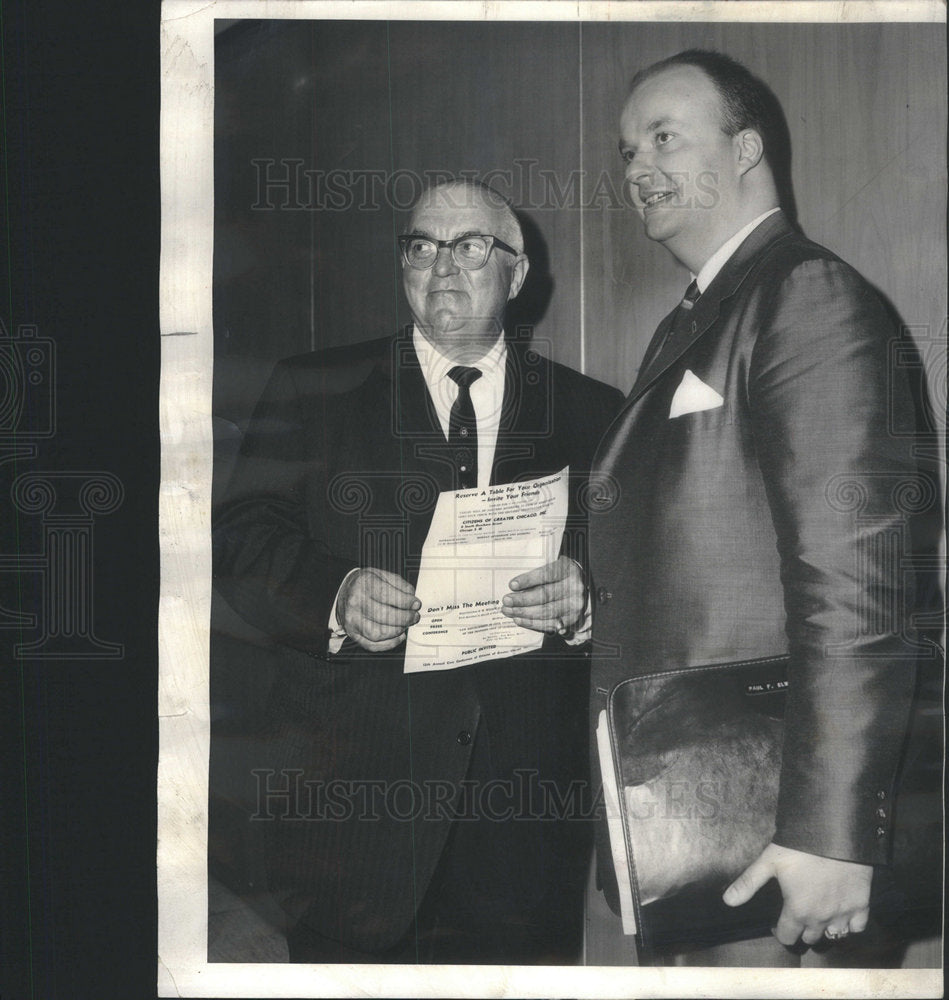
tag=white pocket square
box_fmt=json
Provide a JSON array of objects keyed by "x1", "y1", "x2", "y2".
[{"x1": 669, "y1": 369, "x2": 724, "y2": 418}]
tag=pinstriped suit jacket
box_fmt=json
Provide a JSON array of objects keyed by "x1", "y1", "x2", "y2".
[{"x1": 214, "y1": 331, "x2": 622, "y2": 951}]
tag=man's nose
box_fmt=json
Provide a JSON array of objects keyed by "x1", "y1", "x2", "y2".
[
  {"x1": 433, "y1": 244, "x2": 459, "y2": 276},
  {"x1": 625, "y1": 150, "x2": 653, "y2": 184},
  {"x1": 624, "y1": 155, "x2": 654, "y2": 205}
]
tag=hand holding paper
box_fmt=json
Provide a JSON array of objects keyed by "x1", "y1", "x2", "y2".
[
  {"x1": 501, "y1": 555, "x2": 585, "y2": 634},
  {"x1": 338, "y1": 567, "x2": 421, "y2": 652},
  {"x1": 404, "y1": 468, "x2": 569, "y2": 673}
]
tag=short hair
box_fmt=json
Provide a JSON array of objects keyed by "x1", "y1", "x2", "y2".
[
  {"x1": 413, "y1": 178, "x2": 525, "y2": 254},
  {"x1": 629, "y1": 49, "x2": 791, "y2": 181}
]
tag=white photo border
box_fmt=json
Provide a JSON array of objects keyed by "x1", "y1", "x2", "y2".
[{"x1": 157, "y1": 2, "x2": 945, "y2": 996}]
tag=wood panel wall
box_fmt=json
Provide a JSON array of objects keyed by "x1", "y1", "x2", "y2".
[
  {"x1": 578, "y1": 21, "x2": 947, "y2": 400},
  {"x1": 213, "y1": 19, "x2": 946, "y2": 426}
]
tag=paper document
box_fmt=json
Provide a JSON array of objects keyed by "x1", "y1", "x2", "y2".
[
  {"x1": 596, "y1": 709, "x2": 637, "y2": 935},
  {"x1": 403, "y1": 467, "x2": 568, "y2": 673}
]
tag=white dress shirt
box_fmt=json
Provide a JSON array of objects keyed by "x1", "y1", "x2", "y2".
[
  {"x1": 694, "y1": 207, "x2": 781, "y2": 292},
  {"x1": 329, "y1": 328, "x2": 590, "y2": 650},
  {"x1": 329, "y1": 329, "x2": 508, "y2": 650},
  {"x1": 411, "y1": 326, "x2": 507, "y2": 491}
]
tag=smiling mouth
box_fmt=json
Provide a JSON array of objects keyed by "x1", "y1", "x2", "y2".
[{"x1": 642, "y1": 191, "x2": 675, "y2": 208}]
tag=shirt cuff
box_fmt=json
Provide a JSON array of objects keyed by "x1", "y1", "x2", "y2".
[
  {"x1": 563, "y1": 556, "x2": 592, "y2": 644},
  {"x1": 565, "y1": 603, "x2": 593, "y2": 645},
  {"x1": 328, "y1": 568, "x2": 360, "y2": 655}
]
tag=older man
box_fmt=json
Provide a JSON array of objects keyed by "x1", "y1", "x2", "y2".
[
  {"x1": 214, "y1": 179, "x2": 622, "y2": 963},
  {"x1": 589, "y1": 50, "x2": 926, "y2": 966}
]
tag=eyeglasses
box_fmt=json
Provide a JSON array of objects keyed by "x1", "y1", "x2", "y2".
[{"x1": 398, "y1": 234, "x2": 519, "y2": 271}]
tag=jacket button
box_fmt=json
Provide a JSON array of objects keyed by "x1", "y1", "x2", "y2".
[
  {"x1": 456, "y1": 730, "x2": 472, "y2": 746},
  {"x1": 875, "y1": 826, "x2": 886, "y2": 837},
  {"x1": 877, "y1": 790, "x2": 887, "y2": 800},
  {"x1": 876, "y1": 807, "x2": 887, "y2": 820},
  {"x1": 597, "y1": 587, "x2": 612, "y2": 605}
]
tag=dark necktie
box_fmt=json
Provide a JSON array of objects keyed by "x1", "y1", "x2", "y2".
[
  {"x1": 672, "y1": 278, "x2": 701, "y2": 333},
  {"x1": 681, "y1": 279, "x2": 700, "y2": 306},
  {"x1": 447, "y1": 365, "x2": 482, "y2": 489},
  {"x1": 647, "y1": 279, "x2": 702, "y2": 372}
]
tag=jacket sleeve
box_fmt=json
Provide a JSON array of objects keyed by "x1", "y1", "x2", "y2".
[
  {"x1": 558, "y1": 376, "x2": 625, "y2": 596},
  {"x1": 565, "y1": 379, "x2": 625, "y2": 640},
  {"x1": 212, "y1": 360, "x2": 354, "y2": 656},
  {"x1": 748, "y1": 256, "x2": 919, "y2": 865}
]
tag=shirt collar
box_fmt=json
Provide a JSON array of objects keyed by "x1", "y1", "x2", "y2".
[
  {"x1": 412, "y1": 326, "x2": 507, "y2": 392},
  {"x1": 694, "y1": 207, "x2": 781, "y2": 293}
]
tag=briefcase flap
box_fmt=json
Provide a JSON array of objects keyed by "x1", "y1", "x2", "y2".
[
  {"x1": 609, "y1": 657, "x2": 787, "y2": 906},
  {"x1": 606, "y1": 649, "x2": 944, "y2": 954}
]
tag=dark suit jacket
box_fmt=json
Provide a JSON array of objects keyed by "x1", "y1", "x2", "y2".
[
  {"x1": 213, "y1": 331, "x2": 622, "y2": 952},
  {"x1": 589, "y1": 212, "x2": 924, "y2": 909}
]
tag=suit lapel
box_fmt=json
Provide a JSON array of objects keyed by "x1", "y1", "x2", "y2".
[
  {"x1": 631, "y1": 212, "x2": 794, "y2": 401},
  {"x1": 632, "y1": 309, "x2": 676, "y2": 390},
  {"x1": 595, "y1": 211, "x2": 796, "y2": 482},
  {"x1": 390, "y1": 331, "x2": 544, "y2": 490},
  {"x1": 389, "y1": 330, "x2": 439, "y2": 434},
  {"x1": 388, "y1": 330, "x2": 457, "y2": 493},
  {"x1": 387, "y1": 335, "x2": 559, "y2": 488},
  {"x1": 637, "y1": 290, "x2": 723, "y2": 390},
  {"x1": 491, "y1": 341, "x2": 547, "y2": 484}
]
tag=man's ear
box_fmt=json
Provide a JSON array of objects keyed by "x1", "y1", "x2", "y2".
[
  {"x1": 735, "y1": 129, "x2": 765, "y2": 175},
  {"x1": 508, "y1": 255, "x2": 530, "y2": 300}
]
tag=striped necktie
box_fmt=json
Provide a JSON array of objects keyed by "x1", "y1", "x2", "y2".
[
  {"x1": 674, "y1": 279, "x2": 701, "y2": 329},
  {"x1": 643, "y1": 280, "x2": 702, "y2": 376},
  {"x1": 680, "y1": 279, "x2": 701, "y2": 309}
]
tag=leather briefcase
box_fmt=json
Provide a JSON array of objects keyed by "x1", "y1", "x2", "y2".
[{"x1": 606, "y1": 649, "x2": 943, "y2": 959}]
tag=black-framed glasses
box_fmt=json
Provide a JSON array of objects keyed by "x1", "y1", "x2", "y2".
[{"x1": 398, "y1": 234, "x2": 519, "y2": 270}]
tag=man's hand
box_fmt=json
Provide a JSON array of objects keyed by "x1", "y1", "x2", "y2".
[
  {"x1": 500, "y1": 555, "x2": 585, "y2": 634},
  {"x1": 337, "y1": 568, "x2": 421, "y2": 652},
  {"x1": 723, "y1": 842, "x2": 872, "y2": 946}
]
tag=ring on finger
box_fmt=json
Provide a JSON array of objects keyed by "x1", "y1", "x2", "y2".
[{"x1": 824, "y1": 927, "x2": 850, "y2": 941}]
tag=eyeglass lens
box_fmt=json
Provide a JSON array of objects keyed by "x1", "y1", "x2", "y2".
[{"x1": 404, "y1": 236, "x2": 491, "y2": 269}]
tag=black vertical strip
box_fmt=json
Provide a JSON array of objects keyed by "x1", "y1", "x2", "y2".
[{"x1": 0, "y1": 2, "x2": 161, "y2": 998}]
